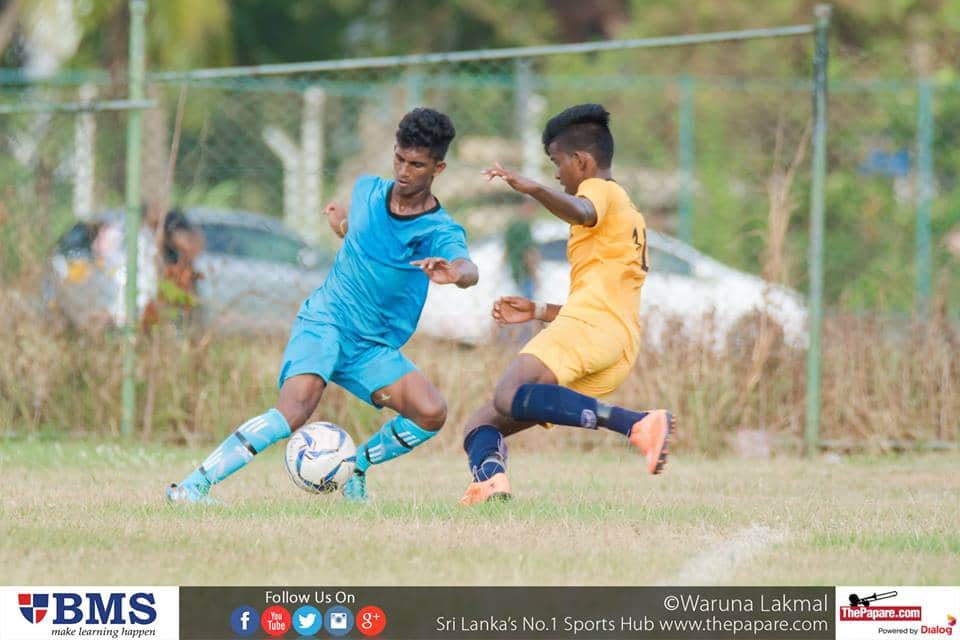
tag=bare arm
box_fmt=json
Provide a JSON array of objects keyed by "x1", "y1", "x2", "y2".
[
  {"x1": 539, "y1": 303, "x2": 562, "y2": 322},
  {"x1": 483, "y1": 163, "x2": 597, "y2": 227},
  {"x1": 410, "y1": 257, "x2": 479, "y2": 289},
  {"x1": 450, "y1": 258, "x2": 479, "y2": 288},
  {"x1": 492, "y1": 296, "x2": 561, "y2": 325}
]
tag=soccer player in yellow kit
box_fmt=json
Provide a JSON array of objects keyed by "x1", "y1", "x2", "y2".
[{"x1": 460, "y1": 103, "x2": 674, "y2": 504}]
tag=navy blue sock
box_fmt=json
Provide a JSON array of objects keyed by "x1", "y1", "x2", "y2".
[
  {"x1": 606, "y1": 406, "x2": 648, "y2": 436},
  {"x1": 464, "y1": 425, "x2": 507, "y2": 481},
  {"x1": 510, "y1": 383, "x2": 647, "y2": 437}
]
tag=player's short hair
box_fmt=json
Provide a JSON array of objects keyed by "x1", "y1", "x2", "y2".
[
  {"x1": 396, "y1": 108, "x2": 456, "y2": 161},
  {"x1": 541, "y1": 103, "x2": 614, "y2": 169}
]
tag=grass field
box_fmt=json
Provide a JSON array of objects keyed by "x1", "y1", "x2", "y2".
[{"x1": 2, "y1": 438, "x2": 958, "y2": 586}]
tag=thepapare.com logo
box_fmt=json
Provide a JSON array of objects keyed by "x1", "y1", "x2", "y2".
[{"x1": 17, "y1": 591, "x2": 157, "y2": 635}]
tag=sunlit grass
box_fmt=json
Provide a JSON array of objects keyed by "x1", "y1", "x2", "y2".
[{"x1": 3, "y1": 440, "x2": 957, "y2": 585}]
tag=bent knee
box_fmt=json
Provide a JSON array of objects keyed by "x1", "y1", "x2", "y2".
[
  {"x1": 277, "y1": 376, "x2": 325, "y2": 430},
  {"x1": 415, "y1": 397, "x2": 447, "y2": 431},
  {"x1": 276, "y1": 401, "x2": 313, "y2": 431},
  {"x1": 493, "y1": 385, "x2": 519, "y2": 418}
]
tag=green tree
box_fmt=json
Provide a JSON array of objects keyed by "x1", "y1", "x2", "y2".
[
  {"x1": 69, "y1": 0, "x2": 232, "y2": 74},
  {"x1": 228, "y1": 0, "x2": 555, "y2": 65}
]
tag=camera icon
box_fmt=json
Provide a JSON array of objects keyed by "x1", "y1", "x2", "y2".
[
  {"x1": 324, "y1": 606, "x2": 354, "y2": 637},
  {"x1": 330, "y1": 612, "x2": 348, "y2": 630}
]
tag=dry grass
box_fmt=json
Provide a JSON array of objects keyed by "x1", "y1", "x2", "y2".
[
  {"x1": 1, "y1": 280, "x2": 958, "y2": 453},
  {"x1": 1, "y1": 440, "x2": 957, "y2": 585},
  {"x1": 2, "y1": 265, "x2": 956, "y2": 587}
]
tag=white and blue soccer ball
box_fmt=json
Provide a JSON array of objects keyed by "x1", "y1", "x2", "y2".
[{"x1": 284, "y1": 422, "x2": 356, "y2": 494}]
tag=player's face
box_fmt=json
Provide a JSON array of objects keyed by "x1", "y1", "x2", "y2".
[
  {"x1": 547, "y1": 142, "x2": 581, "y2": 195},
  {"x1": 393, "y1": 146, "x2": 445, "y2": 196}
]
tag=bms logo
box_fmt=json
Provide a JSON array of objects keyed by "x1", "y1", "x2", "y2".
[
  {"x1": 18, "y1": 594, "x2": 49, "y2": 624},
  {"x1": 16, "y1": 592, "x2": 157, "y2": 625}
]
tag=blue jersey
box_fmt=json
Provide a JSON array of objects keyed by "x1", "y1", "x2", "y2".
[{"x1": 298, "y1": 175, "x2": 469, "y2": 348}]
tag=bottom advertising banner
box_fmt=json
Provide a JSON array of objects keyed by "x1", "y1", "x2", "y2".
[
  {"x1": 179, "y1": 587, "x2": 836, "y2": 640},
  {"x1": 836, "y1": 586, "x2": 960, "y2": 640},
  {"x1": 0, "y1": 587, "x2": 180, "y2": 640},
  {"x1": 5, "y1": 586, "x2": 956, "y2": 639}
]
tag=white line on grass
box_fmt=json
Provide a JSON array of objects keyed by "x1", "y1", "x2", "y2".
[{"x1": 668, "y1": 524, "x2": 789, "y2": 585}]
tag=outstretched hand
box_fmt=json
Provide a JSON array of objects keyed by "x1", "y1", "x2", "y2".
[
  {"x1": 492, "y1": 295, "x2": 536, "y2": 326},
  {"x1": 482, "y1": 162, "x2": 540, "y2": 195},
  {"x1": 411, "y1": 257, "x2": 462, "y2": 285}
]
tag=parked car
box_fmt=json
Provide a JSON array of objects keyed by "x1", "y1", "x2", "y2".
[
  {"x1": 418, "y1": 220, "x2": 808, "y2": 349},
  {"x1": 43, "y1": 208, "x2": 330, "y2": 334},
  {"x1": 46, "y1": 210, "x2": 807, "y2": 349}
]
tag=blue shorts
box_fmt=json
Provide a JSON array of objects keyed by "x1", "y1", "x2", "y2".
[{"x1": 278, "y1": 317, "x2": 417, "y2": 407}]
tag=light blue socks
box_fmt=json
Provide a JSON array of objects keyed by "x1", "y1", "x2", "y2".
[
  {"x1": 181, "y1": 408, "x2": 291, "y2": 492},
  {"x1": 354, "y1": 416, "x2": 438, "y2": 474}
]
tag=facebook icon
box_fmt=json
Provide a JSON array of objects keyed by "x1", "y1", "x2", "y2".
[{"x1": 230, "y1": 605, "x2": 259, "y2": 637}]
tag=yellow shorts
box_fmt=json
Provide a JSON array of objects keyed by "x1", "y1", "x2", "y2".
[{"x1": 520, "y1": 314, "x2": 638, "y2": 398}]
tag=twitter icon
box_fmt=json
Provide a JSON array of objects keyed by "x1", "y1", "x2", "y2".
[{"x1": 292, "y1": 605, "x2": 323, "y2": 637}]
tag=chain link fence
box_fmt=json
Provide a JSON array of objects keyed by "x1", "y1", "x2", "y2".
[
  {"x1": 6, "y1": 67, "x2": 956, "y2": 313},
  {"x1": 2, "y1": 34, "x2": 958, "y2": 446}
]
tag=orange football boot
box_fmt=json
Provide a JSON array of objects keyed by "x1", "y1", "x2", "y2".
[
  {"x1": 628, "y1": 410, "x2": 674, "y2": 474},
  {"x1": 459, "y1": 472, "x2": 512, "y2": 505}
]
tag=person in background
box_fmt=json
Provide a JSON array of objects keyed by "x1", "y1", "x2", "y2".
[{"x1": 141, "y1": 208, "x2": 204, "y2": 329}]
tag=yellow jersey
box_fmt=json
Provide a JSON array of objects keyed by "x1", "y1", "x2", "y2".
[{"x1": 557, "y1": 177, "x2": 648, "y2": 351}]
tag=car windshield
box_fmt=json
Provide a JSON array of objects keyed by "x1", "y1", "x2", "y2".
[
  {"x1": 199, "y1": 223, "x2": 306, "y2": 266},
  {"x1": 538, "y1": 238, "x2": 694, "y2": 276},
  {"x1": 539, "y1": 239, "x2": 568, "y2": 261},
  {"x1": 648, "y1": 246, "x2": 693, "y2": 276},
  {"x1": 57, "y1": 222, "x2": 99, "y2": 258}
]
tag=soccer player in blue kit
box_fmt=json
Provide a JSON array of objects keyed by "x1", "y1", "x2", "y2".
[{"x1": 167, "y1": 108, "x2": 478, "y2": 504}]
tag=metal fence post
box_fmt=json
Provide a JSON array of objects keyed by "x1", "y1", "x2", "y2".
[
  {"x1": 515, "y1": 58, "x2": 544, "y2": 181},
  {"x1": 678, "y1": 73, "x2": 695, "y2": 245},
  {"x1": 805, "y1": 4, "x2": 830, "y2": 456},
  {"x1": 302, "y1": 86, "x2": 325, "y2": 244},
  {"x1": 73, "y1": 84, "x2": 96, "y2": 219},
  {"x1": 122, "y1": 0, "x2": 146, "y2": 438},
  {"x1": 405, "y1": 70, "x2": 423, "y2": 109},
  {"x1": 515, "y1": 58, "x2": 531, "y2": 171},
  {"x1": 915, "y1": 77, "x2": 934, "y2": 317}
]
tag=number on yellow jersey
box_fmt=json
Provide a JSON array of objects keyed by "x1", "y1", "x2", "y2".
[{"x1": 632, "y1": 226, "x2": 648, "y2": 272}]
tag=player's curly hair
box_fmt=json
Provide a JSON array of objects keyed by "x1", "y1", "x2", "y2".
[
  {"x1": 396, "y1": 107, "x2": 456, "y2": 161},
  {"x1": 541, "y1": 103, "x2": 614, "y2": 169}
]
